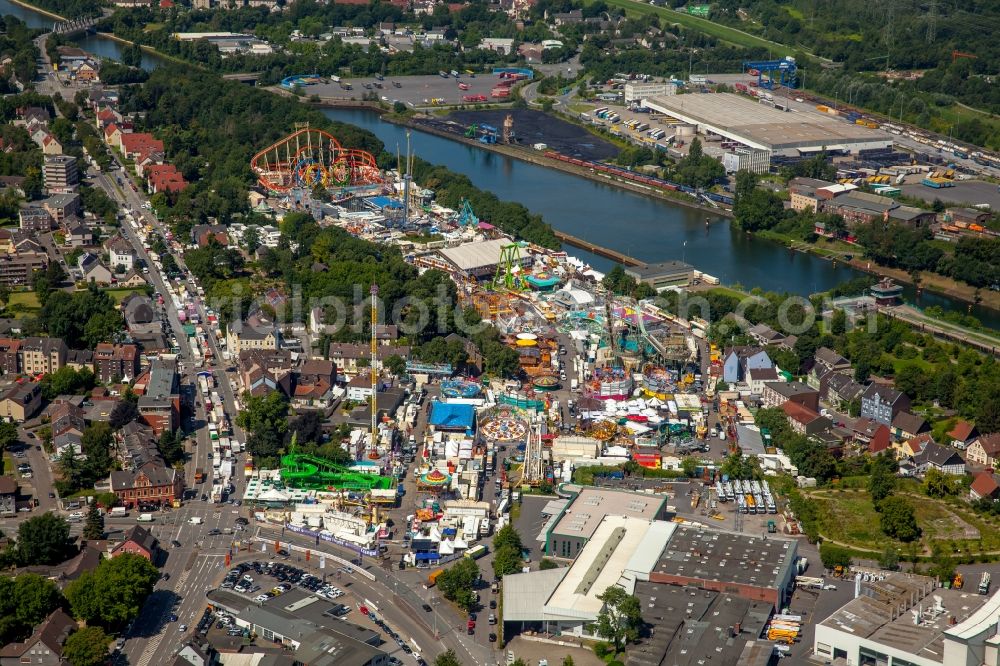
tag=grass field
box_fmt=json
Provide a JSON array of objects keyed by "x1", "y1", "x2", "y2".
[
  {"x1": 7, "y1": 291, "x2": 40, "y2": 310},
  {"x1": 811, "y1": 489, "x2": 1000, "y2": 553},
  {"x1": 104, "y1": 288, "x2": 146, "y2": 303},
  {"x1": 590, "y1": 0, "x2": 795, "y2": 56}
]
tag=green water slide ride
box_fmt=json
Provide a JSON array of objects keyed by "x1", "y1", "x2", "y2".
[{"x1": 279, "y1": 451, "x2": 394, "y2": 491}]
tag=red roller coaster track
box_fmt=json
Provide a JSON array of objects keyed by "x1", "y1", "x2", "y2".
[{"x1": 250, "y1": 127, "x2": 383, "y2": 193}]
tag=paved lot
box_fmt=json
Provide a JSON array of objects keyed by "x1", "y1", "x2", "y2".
[
  {"x1": 899, "y1": 178, "x2": 1000, "y2": 208},
  {"x1": 298, "y1": 73, "x2": 513, "y2": 107},
  {"x1": 447, "y1": 109, "x2": 618, "y2": 160}
]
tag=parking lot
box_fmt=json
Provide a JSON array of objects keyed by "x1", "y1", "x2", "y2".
[{"x1": 294, "y1": 73, "x2": 512, "y2": 107}]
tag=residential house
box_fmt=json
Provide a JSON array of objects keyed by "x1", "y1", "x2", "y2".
[
  {"x1": 721, "y1": 346, "x2": 772, "y2": 384},
  {"x1": 860, "y1": 383, "x2": 910, "y2": 427},
  {"x1": 966, "y1": 433, "x2": 1000, "y2": 468},
  {"x1": 237, "y1": 349, "x2": 292, "y2": 397},
  {"x1": 912, "y1": 441, "x2": 965, "y2": 476},
  {"x1": 78, "y1": 252, "x2": 113, "y2": 285},
  {"x1": 93, "y1": 343, "x2": 139, "y2": 383},
  {"x1": 0, "y1": 339, "x2": 20, "y2": 374},
  {"x1": 781, "y1": 400, "x2": 833, "y2": 437},
  {"x1": 119, "y1": 133, "x2": 164, "y2": 160},
  {"x1": 64, "y1": 221, "x2": 92, "y2": 247},
  {"x1": 747, "y1": 323, "x2": 785, "y2": 346},
  {"x1": 137, "y1": 358, "x2": 179, "y2": 435},
  {"x1": 18, "y1": 207, "x2": 53, "y2": 233},
  {"x1": 761, "y1": 381, "x2": 820, "y2": 412},
  {"x1": 892, "y1": 411, "x2": 929, "y2": 441},
  {"x1": 746, "y1": 366, "x2": 778, "y2": 395},
  {"x1": 949, "y1": 421, "x2": 979, "y2": 450},
  {"x1": 104, "y1": 234, "x2": 136, "y2": 273},
  {"x1": 0, "y1": 476, "x2": 16, "y2": 517},
  {"x1": 864, "y1": 424, "x2": 893, "y2": 456},
  {"x1": 64, "y1": 349, "x2": 93, "y2": 372},
  {"x1": 40, "y1": 193, "x2": 80, "y2": 222},
  {"x1": 970, "y1": 471, "x2": 1000, "y2": 501},
  {"x1": 897, "y1": 433, "x2": 934, "y2": 459},
  {"x1": 293, "y1": 359, "x2": 337, "y2": 408},
  {"x1": 327, "y1": 343, "x2": 411, "y2": 376},
  {"x1": 0, "y1": 609, "x2": 75, "y2": 666},
  {"x1": 819, "y1": 372, "x2": 865, "y2": 410},
  {"x1": 190, "y1": 224, "x2": 229, "y2": 248},
  {"x1": 110, "y1": 463, "x2": 183, "y2": 509},
  {"x1": 111, "y1": 524, "x2": 159, "y2": 560},
  {"x1": 0, "y1": 253, "x2": 46, "y2": 287},
  {"x1": 346, "y1": 375, "x2": 374, "y2": 402},
  {"x1": 227, "y1": 314, "x2": 278, "y2": 356},
  {"x1": 117, "y1": 270, "x2": 147, "y2": 288},
  {"x1": 104, "y1": 123, "x2": 123, "y2": 148},
  {"x1": 807, "y1": 347, "x2": 851, "y2": 389},
  {"x1": 0, "y1": 382, "x2": 42, "y2": 422},
  {"x1": 20, "y1": 337, "x2": 67, "y2": 374}
]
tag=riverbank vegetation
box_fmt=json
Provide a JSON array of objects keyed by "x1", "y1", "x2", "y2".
[{"x1": 731, "y1": 170, "x2": 1000, "y2": 293}]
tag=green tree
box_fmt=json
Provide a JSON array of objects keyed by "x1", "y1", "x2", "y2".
[
  {"x1": 562, "y1": 657, "x2": 575, "y2": 666},
  {"x1": 63, "y1": 627, "x2": 109, "y2": 666},
  {"x1": 868, "y1": 462, "x2": 896, "y2": 509},
  {"x1": 922, "y1": 468, "x2": 956, "y2": 498},
  {"x1": 0, "y1": 574, "x2": 65, "y2": 645},
  {"x1": 680, "y1": 456, "x2": 699, "y2": 478},
  {"x1": 435, "y1": 649, "x2": 462, "y2": 666},
  {"x1": 493, "y1": 525, "x2": 523, "y2": 553},
  {"x1": 879, "y1": 547, "x2": 900, "y2": 571},
  {"x1": 592, "y1": 586, "x2": 642, "y2": 654},
  {"x1": 82, "y1": 502, "x2": 104, "y2": 541},
  {"x1": 540, "y1": 558, "x2": 560, "y2": 570},
  {"x1": 236, "y1": 391, "x2": 289, "y2": 465},
  {"x1": 879, "y1": 496, "x2": 921, "y2": 542},
  {"x1": 819, "y1": 543, "x2": 852, "y2": 570},
  {"x1": 384, "y1": 354, "x2": 407, "y2": 376},
  {"x1": 492, "y1": 545, "x2": 522, "y2": 578},
  {"x1": 16, "y1": 513, "x2": 71, "y2": 566},
  {"x1": 65, "y1": 553, "x2": 160, "y2": 628},
  {"x1": 436, "y1": 558, "x2": 480, "y2": 612},
  {"x1": 0, "y1": 421, "x2": 18, "y2": 451}
]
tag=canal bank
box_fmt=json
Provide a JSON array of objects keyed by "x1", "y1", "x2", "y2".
[{"x1": 320, "y1": 106, "x2": 1000, "y2": 327}]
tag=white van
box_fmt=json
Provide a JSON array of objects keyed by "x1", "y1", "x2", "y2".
[
  {"x1": 137, "y1": 513, "x2": 154, "y2": 522},
  {"x1": 189, "y1": 516, "x2": 204, "y2": 525},
  {"x1": 110, "y1": 507, "x2": 128, "y2": 518}
]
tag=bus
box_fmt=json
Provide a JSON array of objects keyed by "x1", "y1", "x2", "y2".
[{"x1": 465, "y1": 545, "x2": 488, "y2": 560}]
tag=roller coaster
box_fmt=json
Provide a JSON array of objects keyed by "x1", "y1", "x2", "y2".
[
  {"x1": 280, "y1": 450, "x2": 395, "y2": 491},
  {"x1": 251, "y1": 126, "x2": 384, "y2": 194}
]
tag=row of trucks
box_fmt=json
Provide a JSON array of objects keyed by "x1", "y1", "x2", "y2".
[{"x1": 716, "y1": 479, "x2": 777, "y2": 514}]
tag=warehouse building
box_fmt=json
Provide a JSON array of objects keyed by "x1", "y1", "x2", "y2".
[
  {"x1": 649, "y1": 524, "x2": 798, "y2": 610},
  {"x1": 814, "y1": 572, "x2": 1000, "y2": 666},
  {"x1": 623, "y1": 81, "x2": 676, "y2": 104},
  {"x1": 544, "y1": 485, "x2": 671, "y2": 557},
  {"x1": 623, "y1": 260, "x2": 694, "y2": 291},
  {"x1": 641, "y1": 93, "x2": 893, "y2": 160},
  {"x1": 438, "y1": 239, "x2": 530, "y2": 280}
]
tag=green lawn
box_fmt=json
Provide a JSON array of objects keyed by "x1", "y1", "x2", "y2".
[
  {"x1": 7, "y1": 291, "x2": 40, "y2": 310},
  {"x1": 811, "y1": 489, "x2": 997, "y2": 552},
  {"x1": 104, "y1": 288, "x2": 146, "y2": 304},
  {"x1": 590, "y1": 0, "x2": 796, "y2": 56}
]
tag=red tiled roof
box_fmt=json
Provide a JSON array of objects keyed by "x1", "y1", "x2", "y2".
[
  {"x1": 119, "y1": 132, "x2": 164, "y2": 156},
  {"x1": 975, "y1": 433, "x2": 1000, "y2": 457},
  {"x1": 781, "y1": 400, "x2": 821, "y2": 426},
  {"x1": 867, "y1": 425, "x2": 892, "y2": 454},
  {"x1": 949, "y1": 420, "x2": 975, "y2": 442},
  {"x1": 971, "y1": 471, "x2": 1000, "y2": 499}
]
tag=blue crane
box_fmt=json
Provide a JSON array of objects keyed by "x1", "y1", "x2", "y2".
[{"x1": 743, "y1": 57, "x2": 798, "y2": 89}]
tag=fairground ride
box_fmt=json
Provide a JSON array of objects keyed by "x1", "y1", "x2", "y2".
[
  {"x1": 280, "y1": 449, "x2": 395, "y2": 492},
  {"x1": 251, "y1": 125, "x2": 384, "y2": 194}
]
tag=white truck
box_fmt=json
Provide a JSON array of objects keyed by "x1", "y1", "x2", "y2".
[{"x1": 110, "y1": 507, "x2": 128, "y2": 518}]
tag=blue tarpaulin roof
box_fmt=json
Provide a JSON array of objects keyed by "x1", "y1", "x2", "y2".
[
  {"x1": 428, "y1": 402, "x2": 476, "y2": 430},
  {"x1": 367, "y1": 196, "x2": 404, "y2": 209},
  {"x1": 415, "y1": 553, "x2": 440, "y2": 561}
]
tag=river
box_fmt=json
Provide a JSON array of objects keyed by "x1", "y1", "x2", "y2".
[
  {"x1": 0, "y1": 0, "x2": 994, "y2": 326},
  {"x1": 0, "y1": 0, "x2": 166, "y2": 70},
  {"x1": 324, "y1": 108, "x2": 1000, "y2": 327}
]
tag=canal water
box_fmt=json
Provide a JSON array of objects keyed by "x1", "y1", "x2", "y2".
[
  {"x1": 324, "y1": 108, "x2": 1000, "y2": 327},
  {"x1": 0, "y1": 0, "x2": 165, "y2": 70},
  {"x1": 1, "y1": 0, "x2": 994, "y2": 325}
]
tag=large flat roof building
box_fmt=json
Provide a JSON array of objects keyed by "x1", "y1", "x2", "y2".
[
  {"x1": 624, "y1": 260, "x2": 694, "y2": 290},
  {"x1": 814, "y1": 572, "x2": 1000, "y2": 666},
  {"x1": 545, "y1": 486, "x2": 671, "y2": 557},
  {"x1": 649, "y1": 524, "x2": 798, "y2": 610},
  {"x1": 641, "y1": 93, "x2": 893, "y2": 157}
]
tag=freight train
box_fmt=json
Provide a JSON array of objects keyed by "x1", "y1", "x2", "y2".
[{"x1": 543, "y1": 151, "x2": 735, "y2": 205}]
